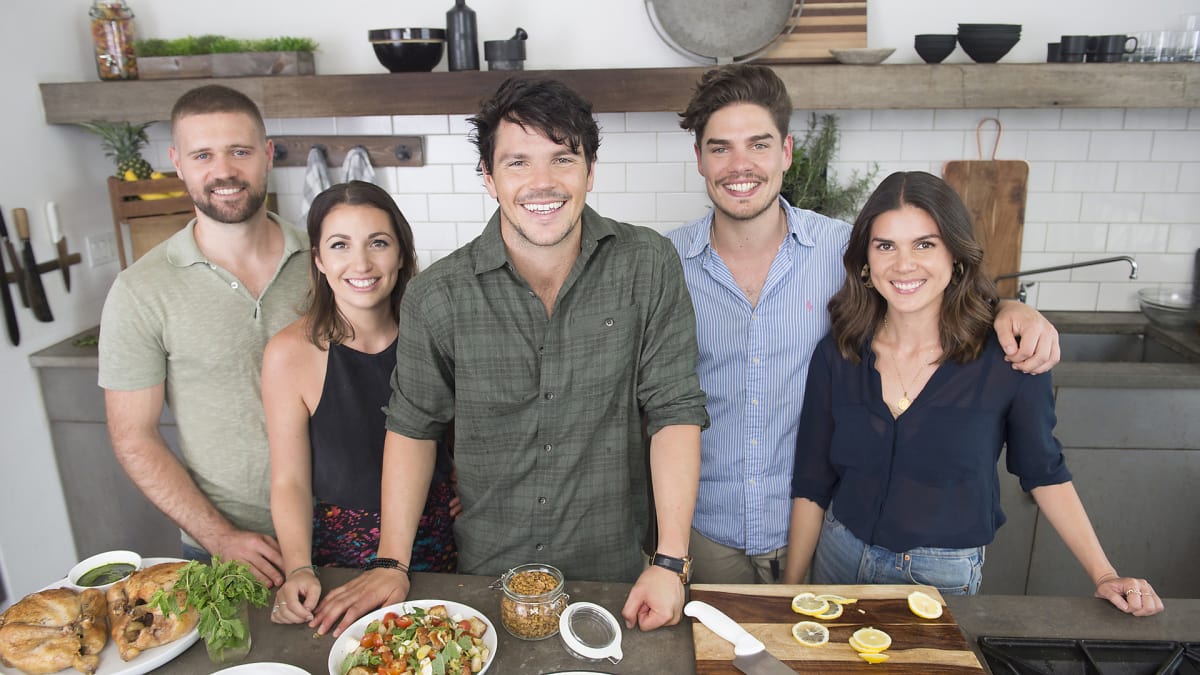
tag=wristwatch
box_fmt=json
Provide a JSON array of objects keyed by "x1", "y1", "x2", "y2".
[{"x1": 651, "y1": 552, "x2": 693, "y2": 584}]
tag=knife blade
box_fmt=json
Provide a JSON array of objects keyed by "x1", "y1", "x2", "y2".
[
  {"x1": 685, "y1": 600, "x2": 795, "y2": 674},
  {"x1": 13, "y1": 208, "x2": 54, "y2": 322},
  {"x1": 0, "y1": 208, "x2": 19, "y2": 345},
  {"x1": 46, "y1": 201, "x2": 70, "y2": 291},
  {"x1": 0, "y1": 209, "x2": 28, "y2": 308}
]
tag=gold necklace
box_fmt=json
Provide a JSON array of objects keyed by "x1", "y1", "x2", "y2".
[{"x1": 882, "y1": 321, "x2": 935, "y2": 413}]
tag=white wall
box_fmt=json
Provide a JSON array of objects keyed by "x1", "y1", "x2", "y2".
[{"x1": 2, "y1": 0, "x2": 1196, "y2": 604}]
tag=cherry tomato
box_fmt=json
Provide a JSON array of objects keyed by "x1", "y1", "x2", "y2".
[
  {"x1": 360, "y1": 631, "x2": 384, "y2": 648},
  {"x1": 394, "y1": 615, "x2": 414, "y2": 629},
  {"x1": 457, "y1": 620, "x2": 473, "y2": 634}
]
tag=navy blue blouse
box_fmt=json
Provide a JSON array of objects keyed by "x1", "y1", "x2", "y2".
[{"x1": 791, "y1": 331, "x2": 1073, "y2": 552}]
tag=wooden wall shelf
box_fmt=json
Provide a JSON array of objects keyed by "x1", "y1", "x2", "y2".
[{"x1": 39, "y1": 63, "x2": 1200, "y2": 124}]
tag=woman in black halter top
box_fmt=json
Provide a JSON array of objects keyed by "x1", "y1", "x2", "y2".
[{"x1": 263, "y1": 182, "x2": 457, "y2": 626}]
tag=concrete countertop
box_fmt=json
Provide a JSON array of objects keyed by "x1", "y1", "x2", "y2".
[
  {"x1": 1044, "y1": 311, "x2": 1200, "y2": 389},
  {"x1": 158, "y1": 568, "x2": 1198, "y2": 674}
]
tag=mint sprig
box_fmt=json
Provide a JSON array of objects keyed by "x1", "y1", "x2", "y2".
[{"x1": 149, "y1": 557, "x2": 270, "y2": 653}]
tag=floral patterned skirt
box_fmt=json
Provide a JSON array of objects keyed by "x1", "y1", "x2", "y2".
[{"x1": 312, "y1": 479, "x2": 457, "y2": 572}]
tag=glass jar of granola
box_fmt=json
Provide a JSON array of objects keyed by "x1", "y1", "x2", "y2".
[{"x1": 496, "y1": 563, "x2": 568, "y2": 640}]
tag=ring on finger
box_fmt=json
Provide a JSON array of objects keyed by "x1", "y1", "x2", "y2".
[{"x1": 1124, "y1": 588, "x2": 1143, "y2": 596}]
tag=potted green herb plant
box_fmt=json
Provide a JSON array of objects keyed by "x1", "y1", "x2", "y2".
[
  {"x1": 781, "y1": 113, "x2": 877, "y2": 221},
  {"x1": 150, "y1": 557, "x2": 270, "y2": 664},
  {"x1": 134, "y1": 35, "x2": 318, "y2": 80}
]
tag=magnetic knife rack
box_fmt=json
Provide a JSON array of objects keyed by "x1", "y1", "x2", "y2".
[
  {"x1": 269, "y1": 135, "x2": 426, "y2": 167},
  {"x1": 3, "y1": 246, "x2": 80, "y2": 286}
]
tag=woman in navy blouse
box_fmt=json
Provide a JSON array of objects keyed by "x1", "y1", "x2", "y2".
[{"x1": 782, "y1": 171, "x2": 1161, "y2": 616}]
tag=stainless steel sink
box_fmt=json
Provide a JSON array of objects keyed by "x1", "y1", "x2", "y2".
[{"x1": 1059, "y1": 331, "x2": 1197, "y2": 363}]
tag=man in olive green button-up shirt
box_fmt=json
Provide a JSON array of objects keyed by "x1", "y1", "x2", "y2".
[{"x1": 313, "y1": 77, "x2": 708, "y2": 638}]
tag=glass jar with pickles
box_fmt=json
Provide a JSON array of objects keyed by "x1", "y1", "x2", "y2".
[{"x1": 89, "y1": 0, "x2": 138, "y2": 80}]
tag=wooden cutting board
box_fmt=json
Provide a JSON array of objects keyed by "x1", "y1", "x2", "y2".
[
  {"x1": 942, "y1": 120, "x2": 1029, "y2": 300},
  {"x1": 690, "y1": 584, "x2": 984, "y2": 674},
  {"x1": 757, "y1": 0, "x2": 867, "y2": 63}
]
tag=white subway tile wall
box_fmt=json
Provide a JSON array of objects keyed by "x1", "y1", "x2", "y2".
[{"x1": 142, "y1": 109, "x2": 1197, "y2": 312}]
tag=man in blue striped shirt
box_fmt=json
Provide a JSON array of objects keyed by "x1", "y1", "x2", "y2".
[{"x1": 666, "y1": 64, "x2": 1060, "y2": 584}]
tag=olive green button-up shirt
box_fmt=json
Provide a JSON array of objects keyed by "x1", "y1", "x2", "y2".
[{"x1": 384, "y1": 206, "x2": 708, "y2": 582}]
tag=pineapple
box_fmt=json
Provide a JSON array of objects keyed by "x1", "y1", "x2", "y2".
[{"x1": 79, "y1": 120, "x2": 154, "y2": 180}]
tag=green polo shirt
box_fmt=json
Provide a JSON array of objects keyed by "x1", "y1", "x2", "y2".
[
  {"x1": 385, "y1": 206, "x2": 708, "y2": 582},
  {"x1": 98, "y1": 215, "x2": 309, "y2": 549}
]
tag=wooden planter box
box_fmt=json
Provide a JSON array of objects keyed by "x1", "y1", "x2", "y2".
[{"x1": 138, "y1": 51, "x2": 315, "y2": 80}]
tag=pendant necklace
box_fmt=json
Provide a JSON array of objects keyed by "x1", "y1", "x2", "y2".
[{"x1": 884, "y1": 321, "x2": 935, "y2": 413}]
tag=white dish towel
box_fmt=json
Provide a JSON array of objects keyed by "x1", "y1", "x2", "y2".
[
  {"x1": 342, "y1": 145, "x2": 376, "y2": 185},
  {"x1": 300, "y1": 145, "x2": 331, "y2": 221}
]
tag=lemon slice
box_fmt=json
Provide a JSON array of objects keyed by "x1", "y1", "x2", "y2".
[
  {"x1": 813, "y1": 602, "x2": 843, "y2": 620},
  {"x1": 860, "y1": 653, "x2": 890, "y2": 664},
  {"x1": 790, "y1": 593, "x2": 830, "y2": 616},
  {"x1": 907, "y1": 590, "x2": 944, "y2": 619},
  {"x1": 791, "y1": 620, "x2": 830, "y2": 647},
  {"x1": 850, "y1": 627, "x2": 892, "y2": 653},
  {"x1": 815, "y1": 593, "x2": 858, "y2": 605}
]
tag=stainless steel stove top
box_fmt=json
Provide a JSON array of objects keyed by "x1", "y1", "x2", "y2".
[{"x1": 979, "y1": 637, "x2": 1200, "y2": 675}]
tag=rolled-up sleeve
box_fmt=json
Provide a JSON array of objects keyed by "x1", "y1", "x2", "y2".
[
  {"x1": 1005, "y1": 371, "x2": 1073, "y2": 492},
  {"x1": 384, "y1": 279, "x2": 456, "y2": 441}
]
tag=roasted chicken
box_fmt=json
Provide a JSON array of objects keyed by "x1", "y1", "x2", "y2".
[
  {"x1": 0, "y1": 587, "x2": 108, "y2": 675},
  {"x1": 106, "y1": 562, "x2": 198, "y2": 661}
]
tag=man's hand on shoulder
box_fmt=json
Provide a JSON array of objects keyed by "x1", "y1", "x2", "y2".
[
  {"x1": 994, "y1": 300, "x2": 1061, "y2": 375},
  {"x1": 621, "y1": 564, "x2": 685, "y2": 631},
  {"x1": 203, "y1": 530, "x2": 284, "y2": 588}
]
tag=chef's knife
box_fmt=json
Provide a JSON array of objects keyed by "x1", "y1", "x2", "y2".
[
  {"x1": 0, "y1": 208, "x2": 28, "y2": 308},
  {"x1": 13, "y1": 208, "x2": 54, "y2": 322},
  {"x1": 685, "y1": 600, "x2": 795, "y2": 674},
  {"x1": 46, "y1": 201, "x2": 70, "y2": 291},
  {"x1": 0, "y1": 208, "x2": 18, "y2": 345}
]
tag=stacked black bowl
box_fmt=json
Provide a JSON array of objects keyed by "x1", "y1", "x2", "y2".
[
  {"x1": 914, "y1": 34, "x2": 958, "y2": 63},
  {"x1": 369, "y1": 28, "x2": 446, "y2": 72},
  {"x1": 957, "y1": 24, "x2": 1021, "y2": 63}
]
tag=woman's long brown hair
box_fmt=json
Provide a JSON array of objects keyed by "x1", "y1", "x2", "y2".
[{"x1": 829, "y1": 171, "x2": 998, "y2": 364}]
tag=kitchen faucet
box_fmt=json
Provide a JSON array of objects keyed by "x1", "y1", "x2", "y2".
[{"x1": 994, "y1": 255, "x2": 1138, "y2": 303}]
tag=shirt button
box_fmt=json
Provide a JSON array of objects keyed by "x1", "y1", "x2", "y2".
[
  {"x1": 543, "y1": 443, "x2": 553, "y2": 452},
  {"x1": 535, "y1": 543, "x2": 544, "y2": 551},
  {"x1": 749, "y1": 478, "x2": 756, "y2": 486},
  {"x1": 230, "y1": 282, "x2": 239, "y2": 289},
  {"x1": 752, "y1": 357, "x2": 760, "y2": 364},
  {"x1": 528, "y1": 290, "x2": 536, "y2": 297},
  {"x1": 538, "y1": 496, "x2": 547, "y2": 504},
  {"x1": 208, "y1": 263, "x2": 216, "y2": 270},
  {"x1": 749, "y1": 439, "x2": 758, "y2": 447},
  {"x1": 544, "y1": 392, "x2": 554, "y2": 401},
  {"x1": 604, "y1": 318, "x2": 614, "y2": 327},
  {"x1": 751, "y1": 399, "x2": 759, "y2": 406}
]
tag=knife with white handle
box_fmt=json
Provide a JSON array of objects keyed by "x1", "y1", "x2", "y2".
[
  {"x1": 46, "y1": 201, "x2": 70, "y2": 291},
  {"x1": 684, "y1": 600, "x2": 794, "y2": 674}
]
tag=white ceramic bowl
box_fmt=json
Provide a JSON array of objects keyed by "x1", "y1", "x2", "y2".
[
  {"x1": 830, "y1": 47, "x2": 896, "y2": 65},
  {"x1": 327, "y1": 599, "x2": 497, "y2": 675},
  {"x1": 66, "y1": 550, "x2": 142, "y2": 591}
]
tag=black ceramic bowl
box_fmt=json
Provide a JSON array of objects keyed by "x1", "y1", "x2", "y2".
[
  {"x1": 957, "y1": 32, "x2": 1020, "y2": 62},
  {"x1": 957, "y1": 23, "x2": 1022, "y2": 32},
  {"x1": 915, "y1": 34, "x2": 957, "y2": 63},
  {"x1": 369, "y1": 28, "x2": 446, "y2": 72}
]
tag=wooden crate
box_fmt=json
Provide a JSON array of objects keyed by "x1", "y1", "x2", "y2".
[
  {"x1": 138, "y1": 51, "x2": 315, "y2": 80},
  {"x1": 757, "y1": 0, "x2": 867, "y2": 64}
]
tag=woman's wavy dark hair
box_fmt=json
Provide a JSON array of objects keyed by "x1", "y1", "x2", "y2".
[
  {"x1": 304, "y1": 181, "x2": 416, "y2": 348},
  {"x1": 468, "y1": 77, "x2": 600, "y2": 175},
  {"x1": 829, "y1": 171, "x2": 998, "y2": 364}
]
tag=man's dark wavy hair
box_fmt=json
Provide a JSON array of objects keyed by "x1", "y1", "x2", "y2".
[
  {"x1": 468, "y1": 77, "x2": 600, "y2": 175},
  {"x1": 678, "y1": 64, "x2": 792, "y2": 144}
]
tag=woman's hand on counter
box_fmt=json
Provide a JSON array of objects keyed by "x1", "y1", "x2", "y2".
[
  {"x1": 271, "y1": 570, "x2": 320, "y2": 624},
  {"x1": 310, "y1": 567, "x2": 411, "y2": 637},
  {"x1": 1094, "y1": 574, "x2": 1165, "y2": 617}
]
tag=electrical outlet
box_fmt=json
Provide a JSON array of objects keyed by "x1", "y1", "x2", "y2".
[{"x1": 86, "y1": 232, "x2": 118, "y2": 267}]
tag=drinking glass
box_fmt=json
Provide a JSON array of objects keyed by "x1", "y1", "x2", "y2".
[{"x1": 1176, "y1": 30, "x2": 1200, "y2": 62}]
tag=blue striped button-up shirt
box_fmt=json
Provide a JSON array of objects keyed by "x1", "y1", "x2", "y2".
[{"x1": 667, "y1": 197, "x2": 850, "y2": 554}]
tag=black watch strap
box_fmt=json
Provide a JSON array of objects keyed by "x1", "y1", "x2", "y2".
[{"x1": 651, "y1": 552, "x2": 693, "y2": 584}]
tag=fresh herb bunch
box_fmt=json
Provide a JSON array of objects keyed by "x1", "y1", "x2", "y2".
[
  {"x1": 135, "y1": 35, "x2": 318, "y2": 57},
  {"x1": 781, "y1": 113, "x2": 878, "y2": 220},
  {"x1": 149, "y1": 557, "x2": 269, "y2": 655}
]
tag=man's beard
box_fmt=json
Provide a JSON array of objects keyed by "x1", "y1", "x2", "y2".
[{"x1": 191, "y1": 180, "x2": 268, "y2": 224}]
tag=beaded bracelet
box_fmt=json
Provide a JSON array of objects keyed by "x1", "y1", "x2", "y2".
[
  {"x1": 365, "y1": 557, "x2": 410, "y2": 576},
  {"x1": 288, "y1": 564, "x2": 319, "y2": 579}
]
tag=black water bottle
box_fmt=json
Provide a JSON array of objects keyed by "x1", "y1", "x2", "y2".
[{"x1": 446, "y1": 0, "x2": 479, "y2": 71}]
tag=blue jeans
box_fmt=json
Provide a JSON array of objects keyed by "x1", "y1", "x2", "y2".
[
  {"x1": 812, "y1": 510, "x2": 984, "y2": 596},
  {"x1": 181, "y1": 543, "x2": 213, "y2": 564}
]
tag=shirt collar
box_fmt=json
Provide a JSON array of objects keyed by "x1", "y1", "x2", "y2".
[
  {"x1": 165, "y1": 212, "x2": 305, "y2": 268},
  {"x1": 472, "y1": 204, "x2": 616, "y2": 275},
  {"x1": 683, "y1": 195, "x2": 819, "y2": 259}
]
